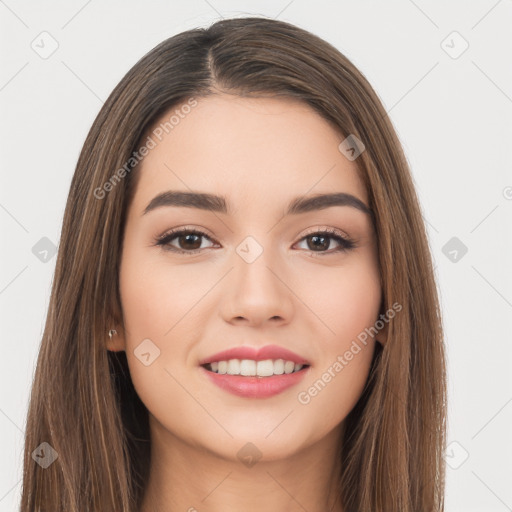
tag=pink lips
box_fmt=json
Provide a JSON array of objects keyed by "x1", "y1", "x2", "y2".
[
  {"x1": 199, "y1": 344, "x2": 310, "y2": 366},
  {"x1": 200, "y1": 367, "x2": 310, "y2": 398},
  {"x1": 199, "y1": 344, "x2": 311, "y2": 399}
]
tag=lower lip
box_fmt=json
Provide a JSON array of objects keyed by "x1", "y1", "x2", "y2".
[{"x1": 200, "y1": 366, "x2": 310, "y2": 398}]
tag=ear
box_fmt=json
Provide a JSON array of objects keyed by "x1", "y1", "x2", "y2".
[
  {"x1": 105, "y1": 325, "x2": 127, "y2": 352},
  {"x1": 375, "y1": 314, "x2": 389, "y2": 347}
]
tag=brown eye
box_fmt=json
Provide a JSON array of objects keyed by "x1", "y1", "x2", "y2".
[
  {"x1": 306, "y1": 234, "x2": 331, "y2": 251},
  {"x1": 155, "y1": 229, "x2": 215, "y2": 253},
  {"x1": 176, "y1": 232, "x2": 202, "y2": 250},
  {"x1": 296, "y1": 229, "x2": 356, "y2": 254},
  {"x1": 155, "y1": 227, "x2": 355, "y2": 256}
]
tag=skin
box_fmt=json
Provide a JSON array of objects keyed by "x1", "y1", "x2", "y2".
[{"x1": 107, "y1": 93, "x2": 388, "y2": 512}]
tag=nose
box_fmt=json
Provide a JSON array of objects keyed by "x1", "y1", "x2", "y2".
[{"x1": 220, "y1": 243, "x2": 294, "y2": 327}]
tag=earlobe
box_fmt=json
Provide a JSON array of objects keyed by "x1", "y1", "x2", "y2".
[
  {"x1": 376, "y1": 317, "x2": 389, "y2": 347},
  {"x1": 106, "y1": 327, "x2": 126, "y2": 352}
]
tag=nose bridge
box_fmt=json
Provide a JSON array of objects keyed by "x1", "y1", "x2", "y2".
[
  {"x1": 234, "y1": 233, "x2": 282, "y2": 297},
  {"x1": 222, "y1": 233, "x2": 293, "y2": 324}
]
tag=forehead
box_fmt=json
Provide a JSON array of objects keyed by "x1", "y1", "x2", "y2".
[{"x1": 131, "y1": 94, "x2": 368, "y2": 215}]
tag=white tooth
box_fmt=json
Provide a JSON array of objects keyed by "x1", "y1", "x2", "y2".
[
  {"x1": 218, "y1": 360, "x2": 228, "y2": 374},
  {"x1": 284, "y1": 360, "x2": 295, "y2": 374},
  {"x1": 240, "y1": 359, "x2": 257, "y2": 376},
  {"x1": 214, "y1": 358, "x2": 305, "y2": 376},
  {"x1": 273, "y1": 359, "x2": 285, "y2": 375},
  {"x1": 227, "y1": 359, "x2": 241, "y2": 375},
  {"x1": 256, "y1": 359, "x2": 274, "y2": 377}
]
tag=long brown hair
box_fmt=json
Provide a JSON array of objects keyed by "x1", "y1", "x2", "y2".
[{"x1": 20, "y1": 16, "x2": 446, "y2": 511}]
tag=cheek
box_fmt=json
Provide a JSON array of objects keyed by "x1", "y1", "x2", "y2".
[
  {"x1": 297, "y1": 347, "x2": 375, "y2": 435},
  {"x1": 119, "y1": 247, "x2": 211, "y2": 340},
  {"x1": 301, "y1": 255, "x2": 382, "y2": 343},
  {"x1": 118, "y1": 245, "x2": 220, "y2": 417},
  {"x1": 294, "y1": 257, "x2": 381, "y2": 423}
]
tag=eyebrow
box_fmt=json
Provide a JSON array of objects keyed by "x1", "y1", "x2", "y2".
[{"x1": 142, "y1": 190, "x2": 372, "y2": 217}]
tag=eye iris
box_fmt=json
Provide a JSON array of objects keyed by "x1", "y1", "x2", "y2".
[
  {"x1": 308, "y1": 234, "x2": 329, "y2": 251},
  {"x1": 179, "y1": 233, "x2": 201, "y2": 250}
]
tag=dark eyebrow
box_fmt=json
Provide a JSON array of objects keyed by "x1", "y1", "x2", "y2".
[{"x1": 142, "y1": 191, "x2": 372, "y2": 217}]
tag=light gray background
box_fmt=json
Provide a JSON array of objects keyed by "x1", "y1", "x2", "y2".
[{"x1": 1, "y1": 1, "x2": 511, "y2": 510}]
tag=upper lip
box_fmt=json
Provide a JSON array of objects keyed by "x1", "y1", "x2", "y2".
[{"x1": 199, "y1": 345, "x2": 311, "y2": 366}]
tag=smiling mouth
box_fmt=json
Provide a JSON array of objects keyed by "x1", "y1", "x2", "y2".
[{"x1": 202, "y1": 359, "x2": 310, "y2": 377}]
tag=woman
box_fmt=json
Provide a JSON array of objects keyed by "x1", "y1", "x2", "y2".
[{"x1": 20, "y1": 16, "x2": 447, "y2": 512}]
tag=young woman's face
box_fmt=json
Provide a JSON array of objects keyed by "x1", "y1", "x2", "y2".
[{"x1": 114, "y1": 93, "x2": 386, "y2": 461}]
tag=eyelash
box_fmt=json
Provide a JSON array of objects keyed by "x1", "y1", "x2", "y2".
[{"x1": 153, "y1": 226, "x2": 356, "y2": 256}]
